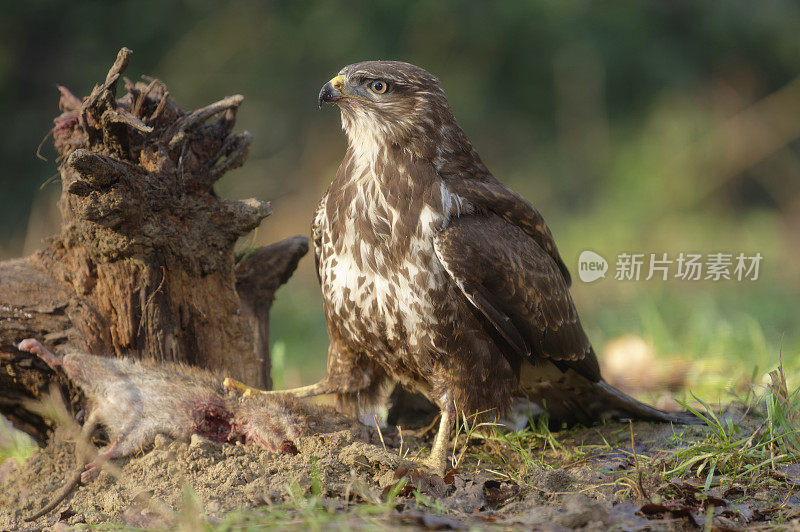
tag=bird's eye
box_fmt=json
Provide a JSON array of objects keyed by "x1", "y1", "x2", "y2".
[{"x1": 370, "y1": 80, "x2": 388, "y2": 94}]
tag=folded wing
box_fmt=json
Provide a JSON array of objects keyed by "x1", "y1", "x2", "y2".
[{"x1": 434, "y1": 214, "x2": 599, "y2": 380}]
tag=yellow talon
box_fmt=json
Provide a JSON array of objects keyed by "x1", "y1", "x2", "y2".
[{"x1": 223, "y1": 377, "x2": 266, "y2": 396}]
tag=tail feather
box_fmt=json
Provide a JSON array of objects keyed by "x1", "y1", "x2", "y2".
[
  {"x1": 592, "y1": 381, "x2": 701, "y2": 425},
  {"x1": 518, "y1": 361, "x2": 700, "y2": 428}
]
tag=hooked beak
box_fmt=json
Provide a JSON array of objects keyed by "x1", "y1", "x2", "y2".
[{"x1": 318, "y1": 75, "x2": 345, "y2": 109}]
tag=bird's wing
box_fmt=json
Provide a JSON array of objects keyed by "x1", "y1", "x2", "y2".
[
  {"x1": 434, "y1": 214, "x2": 599, "y2": 379},
  {"x1": 442, "y1": 176, "x2": 572, "y2": 286}
]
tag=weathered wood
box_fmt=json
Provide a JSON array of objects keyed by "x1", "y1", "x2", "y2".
[
  {"x1": 0, "y1": 48, "x2": 307, "y2": 442},
  {"x1": 235, "y1": 236, "x2": 309, "y2": 391}
]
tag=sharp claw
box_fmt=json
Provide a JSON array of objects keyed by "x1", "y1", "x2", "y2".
[
  {"x1": 224, "y1": 376, "x2": 267, "y2": 397},
  {"x1": 223, "y1": 377, "x2": 247, "y2": 393}
]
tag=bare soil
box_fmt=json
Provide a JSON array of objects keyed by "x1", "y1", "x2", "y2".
[{"x1": 1, "y1": 412, "x2": 798, "y2": 531}]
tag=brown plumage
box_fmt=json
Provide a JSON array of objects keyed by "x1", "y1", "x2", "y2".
[{"x1": 238, "y1": 61, "x2": 695, "y2": 472}]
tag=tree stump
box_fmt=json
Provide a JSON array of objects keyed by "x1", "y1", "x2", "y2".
[{"x1": 0, "y1": 48, "x2": 307, "y2": 443}]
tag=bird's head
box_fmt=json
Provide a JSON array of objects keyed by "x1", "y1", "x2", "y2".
[{"x1": 318, "y1": 61, "x2": 456, "y2": 154}]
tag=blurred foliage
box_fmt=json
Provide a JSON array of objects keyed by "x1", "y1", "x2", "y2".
[{"x1": 2, "y1": 1, "x2": 799, "y2": 402}]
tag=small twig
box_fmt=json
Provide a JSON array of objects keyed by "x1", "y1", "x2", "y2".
[
  {"x1": 149, "y1": 90, "x2": 170, "y2": 122},
  {"x1": 207, "y1": 131, "x2": 251, "y2": 183},
  {"x1": 132, "y1": 78, "x2": 160, "y2": 118},
  {"x1": 39, "y1": 172, "x2": 59, "y2": 190},
  {"x1": 630, "y1": 420, "x2": 648, "y2": 500},
  {"x1": 630, "y1": 421, "x2": 639, "y2": 471},
  {"x1": 373, "y1": 414, "x2": 386, "y2": 451},
  {"x1": 105, "y1": 48, "x2": 132, "y2": 88},
  {"x1": 398, "y1": 426, "x2": 406, "y2": 460},
  {"x1": 167, "y1": 95, "x2": 244, "y2": 149},
  {"x1": 35, "y1": 129, "x2": 53, "y2": 161},
  {"x1": 102, "y1": 108, "x2": 154, "y2": 134},
  {"x1": 81, "y1": 48, "x2": 133, "y2": 114}
]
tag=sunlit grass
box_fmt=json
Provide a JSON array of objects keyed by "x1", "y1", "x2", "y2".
[
  {"x1": 662, "y1": 394, "x2": 798, "y2": 492},
  {"x1": 620, "y1": 362, "x2": 799, "y2": 500},
  {"x1": 436, "y1": 354, "x2": 800, "y2": 506},
  {"x1": 0, "y1": 419, "x2": 37, "y2": 466}
]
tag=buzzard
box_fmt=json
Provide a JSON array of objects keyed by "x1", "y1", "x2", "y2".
[{"x1": 227, "y1": 61, "x2": 693, "y2": 472}]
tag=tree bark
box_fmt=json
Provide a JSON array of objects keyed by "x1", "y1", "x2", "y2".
[
  {"x1": 235, "y1": 236, "x2": 309, "y2": 392},
  {"x1": 0, "y1": 48, "x2": 307, "y2": 443}
]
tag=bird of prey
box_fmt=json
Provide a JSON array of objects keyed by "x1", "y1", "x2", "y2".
[{"x1": 227, "y1": 61, "x2": 693, "y2": 473}]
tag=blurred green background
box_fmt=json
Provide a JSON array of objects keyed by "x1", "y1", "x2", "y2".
[{"x1": 1, "y1": 1, "x2": 799, "y2": 404}]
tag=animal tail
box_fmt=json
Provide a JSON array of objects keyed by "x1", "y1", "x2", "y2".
[{"x1": 24, "y1": 468, "x2": 82, "y2": 521}]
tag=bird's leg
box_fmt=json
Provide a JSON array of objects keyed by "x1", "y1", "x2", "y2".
[
  {"x1": 424, "y1": 407, "x2": 452, "y2": 475},
  {"x1": 223, "y1": 377, "x2": 332, "y2": 399},
  {"x1": 226, "y1": 338, "x2": 371, "y2": 399},
  {"x1": 406, "y1": 396, "x2": 454, "y2": 476}
]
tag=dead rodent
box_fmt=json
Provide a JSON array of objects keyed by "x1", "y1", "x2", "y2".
[{"x1": 17, "y1": 338, "x2": 346, "y2": 520}]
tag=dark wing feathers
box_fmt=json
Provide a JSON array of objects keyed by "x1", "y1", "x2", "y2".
[
  {"x1": 434, "y1": 215, "x2": 597, "y2": 380},
  {"x1": 454, "y1": 273, "x2": 529, "y2": 357},
  {"x1": 434, "y1": 188, "x2": 695, "y2": 426},
  {"x1": 442, "y1": 176, "x2": 572, "y2": 286}
]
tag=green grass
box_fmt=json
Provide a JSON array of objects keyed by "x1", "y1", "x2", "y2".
[
  {"x1": 469, "y1": 415, "x2": 563, "y2": 485},
  {"x1": 0, "y1": 420, "x2": 36, "y2": 466},
  {"x1": 663, "y1": 368, "x2": 800, "y2": 489},
  {"x1": 600, "y1": 362, "x2": 800, "y2": 509},
  {"x1": 434, "y1": 355, "x2": 800, "y2": 512}
]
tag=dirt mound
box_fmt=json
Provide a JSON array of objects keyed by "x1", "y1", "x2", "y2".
[
  {"x1": 2, "y1": 413, "x2": 797, "y2": 530},
  {"x1": 0, "y1": 423, "x2": 403, "y2": 529},
  {"x1": 0, "y1": 432, "x2": 624, "y2": 530},
  {"x1": 0, "y1": 420, "x2": 635, "y2": 530}
]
